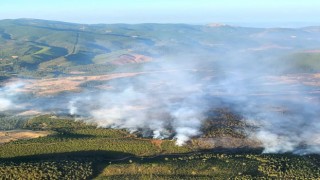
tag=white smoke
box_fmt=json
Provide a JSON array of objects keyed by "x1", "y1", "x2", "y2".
[
  {"x1": 0, "y1": 97, "x2": 13, "y2": 111},
  {"x1": 59, "y1": 54, "x2": 320, "y2": 151},
  {"x1": 213, "y1": 64, "x2": 320, "y2": 154},
  {"x1": 63, "y1": 60, "x2": 211, "y2": 145},
  {"x1": 1, "y1": 28, "x2": 319, "y2": 154},
  {"x1": 1, "y1": 54, "x2": 320, "y2": 153},
  {"x1": 172, "y1": 106, "x2": 204, "y2": 145},
  {"x1": 68, "y1": 100, "x2": 78, "y2": 115},
  {"x1": 0, "y1": 82, "x2": 25, "y2": 111},
  {"x1": 255, "y1": 131, "x2": 296, "y2": 153}
]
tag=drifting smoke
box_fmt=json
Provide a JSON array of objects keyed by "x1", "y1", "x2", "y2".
[
  {"x1": 60, "y1": 53, "x2": 320, "y2": 151},
  {"x1": 248, "y1": 102, "x2": 320, "y2": 154},
  {"x1": 68, "y1": 100, "x2": 78, "y2": 115},
  {"x1": 66, "y1": 61, "x2": 211, "y2": 145},
  {"x1": 211, "y1": 60, "x2": 320, "y2": 154},
  {"x1": 1, "y1": 49, "x2": 320, "y2": 153},
  {"x1": 0, "y1": 82, "x2": 25, "y2": 111},
  {"x1": 0, "y1": 97, "x2": 12, "y2": 111}
]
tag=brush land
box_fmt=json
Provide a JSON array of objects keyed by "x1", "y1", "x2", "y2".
[{"x1": 0, "y1": 19, "x2": 320, "y2": 179}]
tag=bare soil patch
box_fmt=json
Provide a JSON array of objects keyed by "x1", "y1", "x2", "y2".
[
  {"x1": 17, "y1": 72, "x2": 144, "y2": 95},
  {"x1": 0, "y1": 130, "x2": 51, "y2": 144},
  {"x1": 111, "y1": 54, "x2": 152, "y2": 65}
]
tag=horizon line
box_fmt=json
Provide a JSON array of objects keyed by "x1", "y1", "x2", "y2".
[{"x1": 1, "y1": 18, "x2": 320, "y2": 28}]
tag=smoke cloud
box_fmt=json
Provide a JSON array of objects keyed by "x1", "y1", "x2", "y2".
[
  {"x1": 211, "y1": 60, "x2": 320, "y2": 154},
  {"x1": 64, "y1": 61, "x2": 211, "y2": 145},
  {"x1": 49, "y1": 52, "x2": 319, "y2": 152},
  {"x1": 0, "y1": 97, "x2": 12, "y2": 111},
  {"x1": 1, "y1": 40, "x2": 320, "y2": 154},
  {"x1": 2, "y1": 53, "x2": 320, "y2": 153},
  {"x1": 0, "y1": 82, "x2": 25, "y2": 111}
]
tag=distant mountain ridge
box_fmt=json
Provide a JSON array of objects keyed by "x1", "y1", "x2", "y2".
[{"x1": 0, "y1": 19, "x2": 320, "y2": 78}]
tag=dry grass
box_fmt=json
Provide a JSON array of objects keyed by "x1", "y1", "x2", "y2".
[
  {"x1": 18, "y1": 72, "x2": 143, "y2": 95},
  {"x1": 0, "y1": 130, "x2": 51, "y2": 144},
  {"x1": 7, "y1": 69, "x2": 202, "y2": 96}
]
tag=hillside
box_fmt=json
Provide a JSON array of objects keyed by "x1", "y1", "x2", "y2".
[{"x1": 1, "y1": 19, "x2": 320, "y2": 78}]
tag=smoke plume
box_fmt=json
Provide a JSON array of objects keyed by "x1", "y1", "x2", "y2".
[
  {"x1": 1, "y1": 35, "x2": 320, "y2": 154},
  {"x1": 2, "y1": 52, "x2": 320, "y2": 153},
  {"x1": 0, "y1": 82, "x2": 25, "y2": 111},
  {"x1": 65, "y1": 61, "x2": 211, "y2": 145}
]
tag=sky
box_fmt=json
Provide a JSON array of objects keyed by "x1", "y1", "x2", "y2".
[{"x1": 0, "y1": 0, "x2": 319, "y2": 27}]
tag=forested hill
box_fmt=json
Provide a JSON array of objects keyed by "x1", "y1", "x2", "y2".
[{"x1": 0, "y1": 19, "x2": 320, "y2": 78}]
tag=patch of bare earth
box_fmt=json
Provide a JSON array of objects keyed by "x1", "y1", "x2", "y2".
[
  {"x1": 7, "y1": 69, "x2": 201, "y2": 96},
  {"x1": 150, "y1": 139, "x2": 163, "y2": 149},
  {"x1": 0, "y1": 130, "x2": 51, "y2": 144},
  {"x1": 111, "y1": 53, "x2": 152, "y2": 65},
  {"x1": 18, "y1": 110, "x2": 42, "y2": 116},
  {"x1": 17, "y1": 72, "x2": 144, "y2": 95}
]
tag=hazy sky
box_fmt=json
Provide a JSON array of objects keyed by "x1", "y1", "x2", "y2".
[{"x1": 0, "y1": 0, "x2": 319, "y2": 26}]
